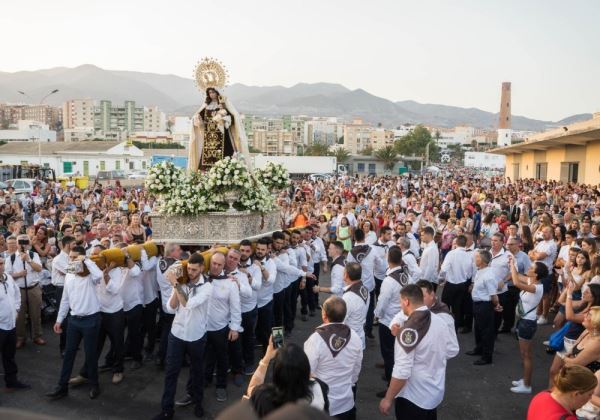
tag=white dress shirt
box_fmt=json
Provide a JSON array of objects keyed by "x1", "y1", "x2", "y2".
[
  {"x1": 471, "y1": 266, "x2": 499, "y2": 302},
  {"x1": 401, "y1": 249, "x2": 421, "y2": 282},
  {"x1": 51, "y1": 250, "x2": 69, "y2": 287},
  {"x1": 407, "y1": 233, "x2": 421, "y2": 257},
  {"x1": 206, "y1": 274, "x2": 242, "y2": 332},
  {"x1": 439, "y1": 247, "x2": 473, "y2": 284},
  {"x1": 0, "y1": 274, "x2": 21, "y2": 330},
  {"x1": 255, "y1": 257, "x2": 277, "y2": 308},
  {"x1": 304, "y1": 324, "x2": 363, "y2": 416},
  {"x1": 170, "y1": 275, "x2": 213, "y2": 342},
  {"x1": 5, "y1": 250, "x2": 43, "y2": 288},
  {"x1": 120, "y1": 265, "x2": 144, "y2": 311},
  {"x1": 57, "y1": 259, "x2": 104, "y2": 323},
  {"x1": 342, "y1": 283, "x2": 368, "y2": 348},
  {"x1": 419, "y1": 241, "x2": 439, "y2": 283},
  {"x1": 227, "y1": 268, "x2": 254, "y2": 314},
  {"x1": 346, "y1": 243, "x2": 376, "y2": 292},
  {"x1": 310, "y1": 236, "x2": 328, "y2": 267},
  {"x1": 534, "y1": 239, "x2": 558, "y2": 272},
  {"x1": 392, "y1": 308, "x2": 459, "y2": 410},
  {"x1": 140, "y1": 251, "x2": 158, "y2": 305},
  {"x1": 156, "y1": 258, "x2": 176, "y2": 314},
  {"x1": 329, "y1": 257, "x2": 346, "y2": 296},
  {"x1": 96, "y1": 267, "x2": 124, "y2": 313},
  {"x1": 374, "y1": 266, "x2": 403, "y2": 329},
  {"x1": 237, "y1": 258, "x2": 262, "y2": 313},
  {"x1": 490, "y1": 248, "x2": 510, "y2": 293},
  {"x1": 372, "y1": 240, "x2": 395, "y2": 280},
  {"x1": 273, "y1": 252, "x2": 304, "y2": 294}
]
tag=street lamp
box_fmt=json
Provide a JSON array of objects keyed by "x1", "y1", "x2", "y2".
[{"x1": 17, "y1": 89, "x2": 59, "y2": 104}]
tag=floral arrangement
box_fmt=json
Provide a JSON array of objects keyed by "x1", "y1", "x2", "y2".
[
  {"x1": 146, "y1": 157, "x2": 278, "y2": 215},
  {"x1": 254, "y1": 161, "x2": 290, "y2": 191},
  {"x1": 145, "y1": 160, "x2": 182, "y2": 195},
  {"x1": 205, "y1": 156, "x2": 252, "y2": 191}
]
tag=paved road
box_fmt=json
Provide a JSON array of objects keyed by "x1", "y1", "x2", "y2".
[{"x1": 1, "y1": 271, "x2": 553, "y2": 419}]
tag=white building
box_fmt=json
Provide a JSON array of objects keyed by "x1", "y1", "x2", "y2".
[
  {"x1": 464, "y1": 151, "x2": 506, "y2": 169},
  {"x1": 0, "y1": 141, "x2": 148, "y2": 176},
  {"x1": 62, "y1": 99, "x2": 95, "y2": 129},
  {"x1": 304, "y1": 117, "x2": 343, "y2": 146},
  {"x1": 64, "y1": 127, "x2": 95, "y2": 142},
  {"x1": 393, "y1": 124, "x2": 416, "y2": 140},
  {"x1": 171, "y1": 116, "x2": 191, "y2": 146},
  {"x1": 144, "y1": 106, "x2": 167, "y2": 132},
  {"x1": 0, "y1": 120, "x2": 56, "y2": 142}
]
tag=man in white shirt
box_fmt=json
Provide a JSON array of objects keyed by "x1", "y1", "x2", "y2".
[
  {"x1": 342, "y1": 262, "x2": 368, "y2": 349},
  {"x1": 314, "y1": 241, "x2": 346, "y2": 297},
  {"x1": 440, "y1": 235, "x2": 473, "y2": 331},
  {"x1": 119, "y1": 246, "x2": 145, "y2": 370},
  {"x1": 379, "y1": 284, "x2": 458, "y2": 419},
  {"x1": 52, "y1": 235, "x2": 76, "y2": 356},
  {"x1": 153, "y1": 252, "x2": 213, "y2": 419},
  {"x1": 304, "y1": 225, "x2": 328, "y2": 318},
  {"x1": 529, "y1": 226, "x2": 557, "y2": 325},
  {"x1": 489, "y1": 233, "x2": 511, "y2": 334},
  {"x1": 204, "y1": 252, "x2": 242, "y2": 403},
  {"x1": 418, "y1": 226, "x2": 440, "y2": 290},
  {"x1": 253, "y1": 238, "x2": 277, "y2": 352},
  {"x1": 0, "y1": 256, "x2": 30, "y2": 391},
  {"x1": 5, "y1": 234, "x2": 45, "y2": 348},
  {"x1": 336, "y1": 204, "x2": 358, "y2": 228},
  {"x1": 304, "y1": 296, "x2": 363, "y2": 419},
  {"x1": 285, "y1": 230, "x2": 309, "y2": 334},
  {"x1": 46, "y1": 245, "x2": 104, "y2": 401},
  {"x1": 372, "y1": 226, "x2": 396, "y2": 299},
  {"x1": 396, "y1": 237, "x2": 421, "y2": 282},
  {"x1": 140, "y1": 244, "x2": 159, "y2": 361},
  {"x1": 374, "y1": 246, "x2": 409, "y2": 394},
  {"x1": 347, "y1": 229, "x2": 377, "y2": 339}
]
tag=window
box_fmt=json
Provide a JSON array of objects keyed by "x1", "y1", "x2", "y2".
[
  {"x1": 100, "y1": 161, "x2": 106, "y2": 171},
  {"x1": 535, "y1": 163, "x2": 547, "y2": 180},
  {"x1": 115, "y1": 160, "x2": 121, "y2": 170},
  {"x1": 560, "y1": 162, "x2": 579, "y2": 183},
  {"x1": 357, "y1": 163, "x2": 365, "y2": 172},
  {"x1": 129, "y1": 161, "x2": 134, "y2": 170},
  {"x1": 142, "y1": 161, "x2": 147, "y2": 169},
  {"x1": 83, "y1": 161, "x2": 89, "y2": 176},
  {"x1": 63, "y1": 161, "x2": 73, "y2": 173},
  {"x1": 368, "y1": 163, "x2": 376, "y2": 174}
]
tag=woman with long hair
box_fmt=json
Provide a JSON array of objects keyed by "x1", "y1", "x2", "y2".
[
  {"x1": 337, "y1": 217, "x2": 353, "y2": 253},
  {"x1": 247, "y1": 341, "x2": 326, "y2": 417},
  {"x1": 480, "y1": 212, "x2": 499, "y2": 240},
  {"x1": 521, "y1": 225, "x2": 535, "y2": 253},
  {"x1": 528, "y1": 365, "x2": 597, "y2": 420}
]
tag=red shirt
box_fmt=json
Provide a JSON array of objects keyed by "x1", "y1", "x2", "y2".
[{"x1": 527, "y1": 391, "x2": 576, "y2": 420}]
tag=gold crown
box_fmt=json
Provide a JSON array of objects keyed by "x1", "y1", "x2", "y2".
[{"x1": 193, "y1": 57, "x2": 229, "y2": 91}]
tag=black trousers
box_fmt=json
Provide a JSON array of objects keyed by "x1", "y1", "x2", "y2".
[
  {"x1": 284, "y1": 278, "x2": 301, "y2": 333},
  {"x1": 59, "y1": 313, "x2": 100, "y2": 388},
  {"x1": 141, "y1": 298, "x2": 159, "y2": 355},
  {"x1": 395, "y1": 397, "x2": 437, "y2": 420},
  {"x1": 300, "y1": 276, "x2": 317, "y2": 315},
  {"x1": 81, "y1": 310, "x2": 125, "y2": 375},
  {"x1": 124, "y1": 304, "x2": 144, "y2": 362},
  {"x1": 273, "y1": 291, "x2": 285, "y2": 330},
  {"x1": 365, "y1": 289, "x2": 376, "y2": 335},
  {"x1": 334, "y1": 406, "x2": 356, "y2": 420},
  {"x1": 0, "y1": 327, "x2": 18, "y2": 386},
  {"x1": 441, "y1": 282, "x2": 468, "y2": 329},
  {"x1": 204, "y1": 326, "x2": 230, "y2": 389},
  {"x1": 161, "y1": 332, "x2": 206, "y2": 414},
  {"x1": 157, "y1": 311, "x2": 175, "y2": 365},
  {"x1": 55, "y1": 286, "x2": 68, "y2": 352},
  {"x1": 501, "y1": 286, "x2": 519, "y2": 332},
  {"x1": 494, "y1": 292, "x2": 509, "y2": 333},
  {"x1": 374, "y1": 277, "x2": 383, "y2": 300},
  {"x1": 462, "y1": 279, "x2": 474, "y2": 330},
  {"x1": 473, "y1": 301, "x2": 495, "y2": 362},
  {"x1": 379, "y1": 324, "x2": 395, "y2": 382},
  {"x1": 240, "y1": 307, "x2": 258, "y2": 368},
  {"x1": 256, "y1": 301, "x2": 274, "y2": 349}
]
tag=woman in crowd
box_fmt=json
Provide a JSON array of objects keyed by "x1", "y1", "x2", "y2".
[
  {"x1": 31, "y1": 225, "x2": 52, "y2": 264},
  {"x1": 509, "y1": 256, "x2": 549, "y2": 394},
  {"x1": 521, "y1": 225, "x2": 535, "y2": 253},
  {"x1": 141, "y1": 212, "x2": 152, "y2": 240},
  {"x1": 361, "y1": 220, "x2": 377, "y2": 245},
  {"x1": 246, "y1": 340, "x2": 326, "y2": 418},
  {"x1": 336, "y1": 216, "x2": 353, "y2": 253},
  {"x1": 127, "y1": 213, "x2": 146, "y2": 244},
  {"x1": 480, "y1": 212, "x2": 499, "y2": 243},
  {"x1": 528, "y1": 365, "x2": 597, "y2": 420}
]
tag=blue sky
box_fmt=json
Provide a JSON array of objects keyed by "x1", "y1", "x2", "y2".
[{"x1": 1, "y1": 0, "x2": 598, "y2": 121}]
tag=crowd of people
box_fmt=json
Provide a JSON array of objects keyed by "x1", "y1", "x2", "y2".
[{"x1": 1, "y1": 170, "x2": 600, "y2": 419}]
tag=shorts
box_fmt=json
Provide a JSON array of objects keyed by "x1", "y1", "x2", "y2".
[
  {"x1": 516, "y1": 319, "x2": 537, "y2": 341},
  {"x1": 541, "y1": 275, "x2": 552, "y2": 294}
]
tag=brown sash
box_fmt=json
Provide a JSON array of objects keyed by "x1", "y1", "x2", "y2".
[
  {"x1": 350, "y1": 244, "x2": 371, "y2": 263},
  {"x1": 316, "y1": 323, "x2": 352, "y2": 358},
  {"x1": 430, "y1": 299, "x2": 452, "y2": 316},
  {"x1": 159, "y1": 257, "x2": 177, "y2": 274},
  {"x1": 344, "y1": 281, "x2": 368, "y2": 304},
  {"x1": 388, "y1": 268, "x2": 409, "y2": 288},
  {"x1": 332, "y1": 256, "x2": 346, "y2": 268},
  {"x1": 397, "y1": 310, "x2": 431, "y2": 353}
]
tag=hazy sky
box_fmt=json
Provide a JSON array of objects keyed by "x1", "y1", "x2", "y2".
[{"x1": 2, "y1": 0, "x2": 599, "y2": 121}]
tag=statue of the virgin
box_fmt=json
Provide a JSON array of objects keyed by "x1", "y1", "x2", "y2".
[{"x1": 187, "y1": 58, "x2": 249, "y2": 172}]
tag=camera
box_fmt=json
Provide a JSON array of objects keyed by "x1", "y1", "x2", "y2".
[{"x1": 18, "y1": 239, "x2": 29, "y2": 246}]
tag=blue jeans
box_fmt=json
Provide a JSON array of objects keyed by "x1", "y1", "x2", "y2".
[
  {"x1": 161, "y1": 332, "x2": 206, "y2": 414},
  {"x1": 59, "y1": 313, "x2": 101, "y2": 388}
]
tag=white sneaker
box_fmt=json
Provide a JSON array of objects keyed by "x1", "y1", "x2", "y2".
[
  {"x1": 543, "y1": 340, "x2": 550, "y2": 346},
  {"x1": 511, "y1": 378, "x2": 524, "y2": 387},
  {"x1": 537, "y1": 316, "x2": 548, "y2": 325},
  {"x1": 510, "y1": 384, "x2": 532, "y2": 394}
]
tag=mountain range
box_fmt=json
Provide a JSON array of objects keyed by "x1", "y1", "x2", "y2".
[{"x1": 0, "y1": 64, "x2": 591, "y2": 131}]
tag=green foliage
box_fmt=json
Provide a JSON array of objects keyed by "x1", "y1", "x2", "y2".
[
  {"x1": 332, "y1": 147, "x2": 351, "y2": 164},
  {"x1": 360, "y1": 145, "x2": 374, "y2": 156},
  {"x1": 304, "y1": 142, "x2": 330, "y2": 156},
  {"x1": 394, "y1": 124, "x2": 440, "y2": 162},
  {"x1": 373, "y1": 145, "x2": 398, "y2": 171},
  {"x1": 447, "y1": 143, "x2": 465, "y2": 161},
  {"x1": 0, "y1": 140, "x2": 6, "y2": 146},
  {"x1": 248, "y1": 145, "x2": 262, "y2": 153},
  {"x1": 132, "y1": 141, "x2": 184, "y2": 149}
]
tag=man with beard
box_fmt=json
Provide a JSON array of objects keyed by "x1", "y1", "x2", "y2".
[{"x1": 253, "y1": 238, "x2": 277, "y2": 351}]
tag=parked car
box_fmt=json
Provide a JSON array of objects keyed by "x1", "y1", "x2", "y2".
[
  {"x1": 308, "y1": 173, "x2": 333, "y2": 182},
  {"x1": 0, "y1": 181, "x2": 7, "y2": 190},
  {"x1": 96, "y1": 170, "x2": 126, "y2": 181},
  {"x1": 128, "y1": 170, "x2": 148, "y2": 180},
  {"x1": 5, "y1": 178, "x2": 47, "y2": 194}
]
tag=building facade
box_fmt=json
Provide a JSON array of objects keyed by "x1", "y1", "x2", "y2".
[
  {"x1": 62, "y1": 99, "x2": 95, "y2": 129},
  {"x1": 0, "y1": 120, "x2": 56, "y2": 142},
  {"x1": 343, "y1": 118, "x2": 373, "y2": 154},
  {"x1": 94, "y1": 100, "x2": 144, "y2": 140}
]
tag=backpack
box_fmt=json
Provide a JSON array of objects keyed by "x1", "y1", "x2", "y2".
[{"x1": 10, "y1": 250, "x2": 35, "y2": 266}]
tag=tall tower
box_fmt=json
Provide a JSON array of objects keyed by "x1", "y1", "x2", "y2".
[{"x1": 497, "y1": 82, "x2": 512, "y2": 146}]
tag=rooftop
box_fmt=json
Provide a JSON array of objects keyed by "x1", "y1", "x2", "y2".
[
  {"x1": 0, "y1": 141, "x2": 122, "y2": 155},
  {"x1": 491, "y1": 112, "x2": 600, "y2": 155}
]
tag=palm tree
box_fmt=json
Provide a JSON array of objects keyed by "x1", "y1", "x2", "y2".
[
  {"x1": 332, "y1": 147, "x2": 351, "y2": 164},
  {"x1": 471, "y1": 139, "x2": 478, "y2": 151},
  {"x1": 374, "y1": 145, "x2": 398, "y2": 171},
  {"x1": 305, "y1": 142, "x2": 330, "y2": 156}
]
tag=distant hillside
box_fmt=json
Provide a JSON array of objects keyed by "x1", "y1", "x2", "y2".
[{"x1": 0, "y1": 64, "x2": 591, "y2": 130}]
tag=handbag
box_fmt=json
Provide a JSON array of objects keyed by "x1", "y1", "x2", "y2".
[
  {"x1": 548, "y1": 321, "x2": 572, "y2": 351},
  {"x1": 515, "y1": 292, "x2": 537, "y2": 323}
]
